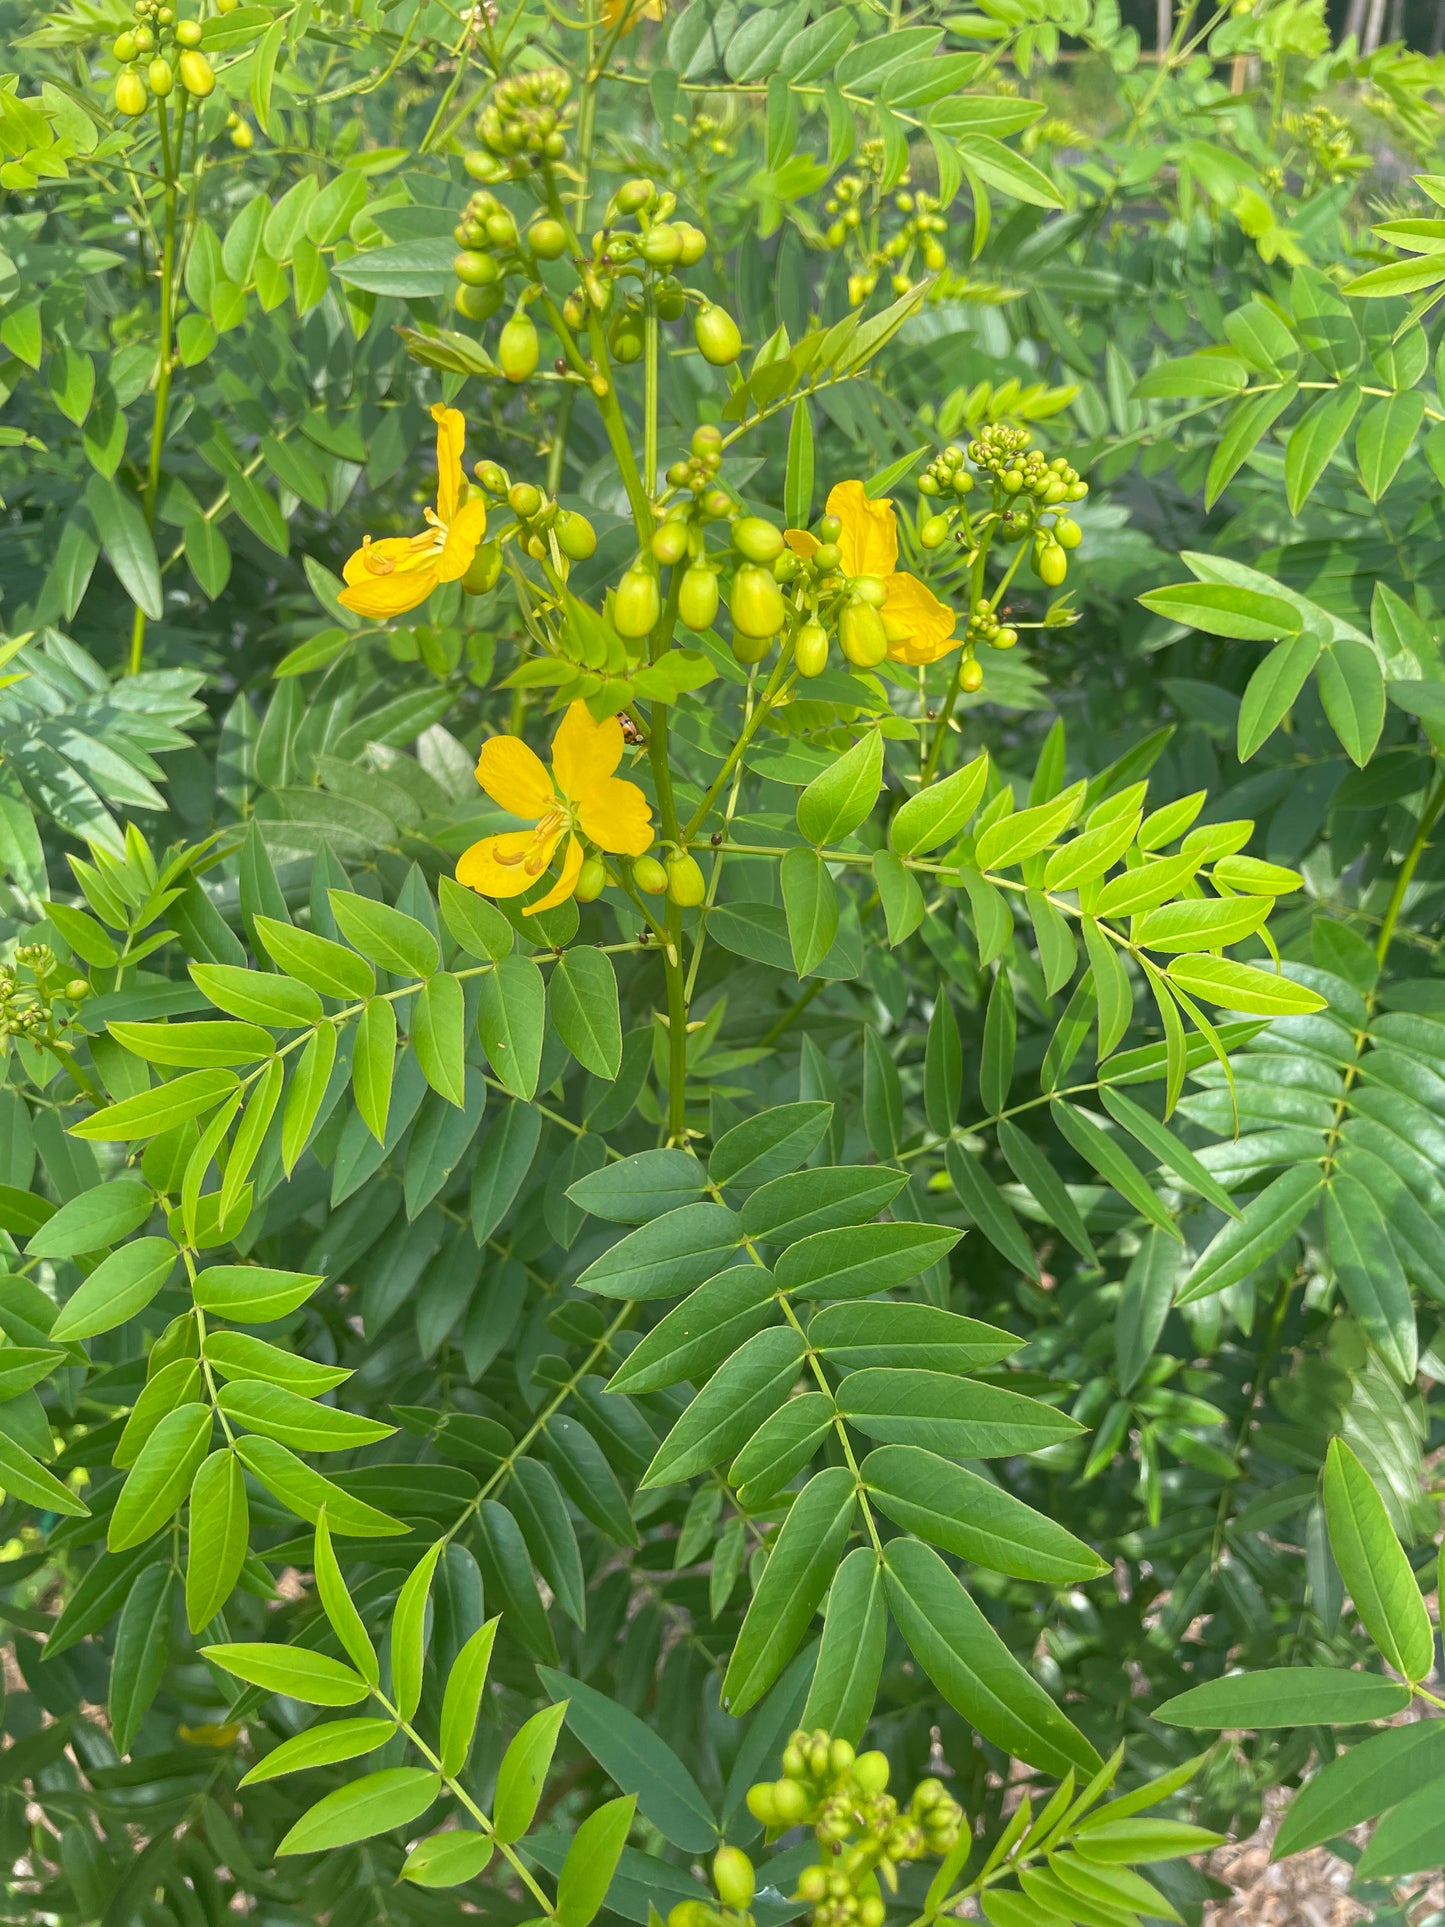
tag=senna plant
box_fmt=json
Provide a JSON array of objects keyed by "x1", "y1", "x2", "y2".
[{"x1": 4, "y1": 0, "x2": 1445, "y2": 1922}]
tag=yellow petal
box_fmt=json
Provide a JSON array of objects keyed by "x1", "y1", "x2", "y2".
[
  {"x1": 524, "y1": 833, "x2": 585, "y2": 914},
  {"x1": 437, "y1": 496, "x2": 488, "y2": 583},
  {"x1": 826, "y1": 479, "x2": 898, "y2": 580},
  {"x1": 552, "y1": 701, "x2": 624, "y2": 801},
  {"x1": 577, "y1": 775, "x2": 654, "y2": 856},
  {"x1": 785, "y1": 528, "x2": 820, "y2": 560},
  {"x1": 456, "y1": 826, "x2": 562, "y2": 898},
  {"x1": 432, "y1": 403, "x2": 466, "y2": 526},
  {"x1": 337, "y1": 545, "x2": 440, "y2": 618},
  {"x1": 475, "y1": 733, "x2": 556, "y2": 819},
  {"x1": 882, "y1": 571, "x2": 957, "y2": 665}
]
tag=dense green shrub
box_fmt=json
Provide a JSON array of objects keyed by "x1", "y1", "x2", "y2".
[{"x1": 2, "y1": 1, "x2": 1445, "y2": 1922}]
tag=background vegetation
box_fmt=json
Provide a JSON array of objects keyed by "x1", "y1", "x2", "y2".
[{"x1": 2, "y1": 1, "x2": 1445, "y2": 1923}]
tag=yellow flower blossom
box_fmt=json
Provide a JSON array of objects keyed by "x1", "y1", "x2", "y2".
[
  {"x1": 602, "y1": 0, "x2": 666, "y2": 31},
  {"x1": 787, "y1": 479, "x2": 957, "y2": 667},
  {"x1": 338, "y1": 404, "x2": 488, "y2": 620},
  {"x1": 457, "y1": 702, "x2": 654, "y2": 913}
]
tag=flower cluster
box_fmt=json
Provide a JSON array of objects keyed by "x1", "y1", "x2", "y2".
[
  {"x1": 821, "y1": 155, "x2": 950, "y2": 305},
  {"x1": 0, "y1": 946, "x2": 86, "y2": 1044},
  {"x1": 747, "y1": 1731, "x2": 964, "y2": 1927},
  {"x1": 472, "y1": 66, "x2": 575, "y2": 169},
  {"x1": 111, "y1": 0, "x2": 215, "y2": 116}
]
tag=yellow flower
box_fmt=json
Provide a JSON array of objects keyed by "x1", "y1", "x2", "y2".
[
  {"x1": 787, "y1": 479, "x2": 957, "y2": 667},
  {"x1": 338, "y1": 404, "x2": 488, "y2": 620},
  {"x1": 601, "y1": 0, "x2": 666, "y2": 31},
  {"x1": 457, "y1": 702, "x2": 654, "y2": 914},
  {"x1": 179, "y1": 1722, "x2": 243, "y2": 1749}
]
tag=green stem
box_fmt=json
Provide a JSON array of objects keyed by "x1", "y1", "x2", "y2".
[
  {"x1": 1375, "y1": 768, "x2": 1445, "y2": 965},
  {"x1": 130, "y1": 92, "x2": 184, "y2": 676}
]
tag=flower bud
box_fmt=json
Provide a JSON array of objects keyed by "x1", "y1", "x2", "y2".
[
  {"x1": 651, "y1": 520, "x2": 689, "y2": 566},
  {"x1": 772, "y1": 1778, "x2": 811, "y2": 1824},
  {"x1": 853, "y1": 574, "x2": 887, "y2": 609},
  {"x1": 529, "y1": 216, "x2": 568, "y2": 259},
  {"x1": 455, "y1": 282, "x2": 502, "y2": 321},
  {"x1": 795, "y1": 1866, "x2": 828, "y2": 1903},
  {"x1": 732, "y1": 629, "x2": 772, "y2": 665},
  {"x1": 700, "y1": 487, "x2": 733, "y2": 520},
  {"x1": 781, "y1": 1742, "x2": 807, "y2": 1779},
  {"x1": 508, "y1": 481, "x2": 542, "y2": 519},
  {"x1": 691, "y1": 424, "x2": 722, "y2": 460},
  {"x1": 460, "y1": 542, "x2": 502, "y2": 595},
  {"x1": 613, "y1": 177, "x2": 654, "y2": 214},
  {"x1": 454, "y1": 249, "x2": 499, "y2": 287},
  {"x1": 675, "y1": 222, "x2": 708, "y2": 266},
  {"x1": 679, "y1": 564, "x2": 719, "y2": 632},
  {"x1": 610, "y1": 317, "x2": 643, "y2": 364},
  {"x1": 113, "y1": 30, "x2": 138, "y2": 57},
  {"x1": 555, "y1": 510, "x2": 596, "y2": 560},
  {"x1": 574, "y1": 854, "x2": 607, "y2": 902},
  {"x1": 920, "y1": 513, "x2": 950, "y2": 548},
  {"x1": 614, "y1": 560, "x2": 661, "y2": 639},
  {"x1": 695, "y1": 302, "x2": 741, "y2": 366},
  {"x1": 230, "y1": 119, "x2": 253, "y2": 149},
  {"x1": 133, "y1": 24, "x2": 155, "y2": 48},
  {"x1": 115, "y1": 66, "x2": 148, "y2": 114},
  {"x1": 794, "y1": 619, "x2": 828, "y2": 678},
  {"x1": 731, "y1": 516, "x2": 784, "y2": 565},
  {"x1": 1037, "y1": 541, "x2": 1067, "y2": 587},
  {"x1": 640, "y1": 222, "x2": 682, "y2": 267},
  {"x1": 148, "y1": 55, "x2": 172, "y2": 94},
  {"x1": 1053, "y1": 515, "x2": 1082, "y2": 549},
  {"x1": 829, "y1": 1738, "x2": 856, "y2": 1775},
  {"x1": 655, "y1": 275, "x2": 686, "y2": 321},
  {"x1": 175, "y1": 18, "x2": 202, "y2": 45},
  {"x1": 65, "y1": 980, "x2": 91, "y2": 1001},
  {"x1": 485, "y1": 210, "x2": 518, "y2": 248},
  {"x1": 859, "y1": 1898, "x2": 886, "y2": 1927},
  {"x1": 665, "y1": 853, "x2": 707, "y2": 908},
  {"x1": 475, "y1": 461, "x2": 510, "y2": 495},
  {"x1": 961, "y1": 656, "x2": 984, "y2": 692},
  {"x1": 498, "y1": 312, "x2": 539, "y2": 382},
  {"x1": 853, "y1": 1751, "x2": 891, "y2": 1795},
  {"x1": 177, "y1": 48, "x2": 214, "y2": 94},
  {"x1": 730, "y1": 562, "x2": 785, "y2": 639},
  {"x1": 712, "y1": 1847, "x2": 754, "y2": 1910},
  {"x1": 816, "y1": 514, "x2": 842, "y2": 543},
  {"x1": 1001, "y1": 468, "x2": 1023, "y2": 494},
  {"x1": 772, "y1": 551, "x2": 798, "y2": 585},
  {"x1": 811, "y1": 542, "x2": 841, "y2": 574},
  {"x1": 745, "y1": 1783, "x2": 777, "y2": 1826},
  {"x1": 633, "y1": 854, "x2": 668, "y2": 894}
]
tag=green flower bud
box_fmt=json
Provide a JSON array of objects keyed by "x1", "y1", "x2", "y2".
[
  {"x1": 633, "y1": 854, "x2": 668, "y2": 894},
  {"x1": 679, "y1": 564, "x2": 719, "y2": 632},
  {"x1": 614, "y1": 559, "x2": 662, "y2": 639},
  {"x1": 455, "y1": 282, "x2": 502, "y2": 321},
  {"x1": 692, "y1": 424, "x2": 723, "y2": 460},
  {"x1": 853, "y1": 1751, "x2": 890, "y2": 1795},
  {"x1": 651, "y1": 520, "x2": 689, "y2": 566},
  {"x1": 507, "y1": 481, "x2": 542, "y2": 519},
  {"x1": 175, "y1": 17, "x2": 202, "y2": 43},
  {"x1": 555, "y1": 510, "x2": 597, "y2": 561},
  {"x1": 176, "y1": 47, "x2": 214, "y2": 94},
  {"x1": 812, "y1": 542, "x2": 841, "y2": 574},
  {"x1": 1037, "y1": 541, "x2": 1067, "y2": 587},
  {"x1": 460, "y1": 542, "x2": 502, "y2": 595},
  {"x1": 713, "y1": 1847, "x2": 754, "y2": 1911},
  {"x1": 993, "y1": 625, "x2": 1018, "y2": 649},
  {"x1": 1053, "y1": 515, "x2": 1082, "y2": 549},
  {"x1": 667, "y1": 852, "x2": 707, "y2": 908},
  {"x1": 839, "y1": 600, "x2": 887, "y2": 668},
  {"x1": 454, "y1": 249, "x2": 499, "y2": 287},
  {"x1": 772, "y1": 1778, "x2": 811, "y2": 1824},
  {"x1": 1000, "y1": 468, "x2": 1024, "y2": 494},
  {"x1": 115, "y1": 66, "x2": 148, "y2": 114},
  {"x1": 732, "y1": 516, "x2": 784, "y2": 565},
  {"x1": 794, "y1": 618, "x2": 829, "y2": 678},
  {"x1": 655, "y1": 275, "x2": 686, "y2": 321},
  {"x1": 675, "y1": 222, "x2": 708, "y2": 266},
  {"x1": 147, "y1": 55, "x2": 172, "y2": 94},
  {"x1": 920, "y1": 513, "x2": 951, "y2": 549},
  {"x1": 529, "y1": 217, "x2": 568, "y2": 259},
  {"x1": 816, "y1": 514, "x2": 842, "y2": 543},
  {"x1": 730, "y1": 562, "x2": 786, "y2": 639},
  {"x1": 640, "y1": 222, "x2": 682, "y2": 267},
  {"x1": 475, "y1": 461, "x2": 510, "y2": 495},
  {"x1": 64, "y1": 980, "x2": 91, "y2": 1001},
  {"x1": 113, "y1": 30, "x2": 138, "y2": 58},
  {"x1": 700, "y1": 487, "x2": 733, "y2": 520},
  {"x1": 695, "y1": 302, "x2": 742, "y2": 366},
  {"x1": 485, "y1": 210, "x2": 518, "y2": 248},
  {"x1": 853, "y1": 574, "x2": 887, "y2": 609},
  {"x1": 614, "y1": 177, "x2": 654, "y2": 214},
  {"x1": 781, "y1": 1743, "x2": 807, "y2": 1779},
  {"x1": 574, "y1": 854, "x2": 607, "y2": 902},
  {"x1": 745, "y1": 1783, "x2": 778, "y2": 1826},
  {"x1": 499, "y1": 312, "x2": 539, "y2": 382},
  {"x1": 961, "y1": 655, "x2": 984, "y2": 692}
]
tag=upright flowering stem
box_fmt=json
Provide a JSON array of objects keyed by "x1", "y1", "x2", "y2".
[{"x1": 131, "y1": 92, "x2": 184, "y2": 676}]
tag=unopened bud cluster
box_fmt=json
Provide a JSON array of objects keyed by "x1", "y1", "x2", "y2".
[
  {"x1": 745, "y1": 1731, "x2": 963, "y2": 1927},
  {"x1": 472, "y1": 67, "x2": 574, "y2": 167},
  {"x1": 0, "y1": 946, "x2": 87, "y2": 1044},
  {"x1": 112, "y1": 0, "x2": 218, "y2": 116},
  {"x1": 822, "y1": 160, "x2": 950, "y2": 306},
  {"x1": 916, "y1": 429, "x2": 1088, "y2": 688},
  {"x1": 460, "y1": 462, "x2": 597, "y2": 598}
]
